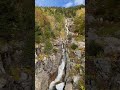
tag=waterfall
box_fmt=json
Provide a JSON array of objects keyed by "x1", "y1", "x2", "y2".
[
  {"x1": 49, "y1": 18, "x2": 71, "y2": 90},
  {"x1": 49, "y1": 42, "x2": 67, "y2": 90},
  {"x1": 56, "y1": 82, "x2": 65, "y2": 90}
]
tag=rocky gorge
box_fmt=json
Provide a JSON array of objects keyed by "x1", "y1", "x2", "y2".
[{"x1": 35, "y1": 17, "x2": 85, "y2": 90}]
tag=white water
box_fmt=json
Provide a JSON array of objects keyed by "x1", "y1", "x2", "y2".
[
  {"x1": 49, "y1": 43, "x2": 66, "y2": 90},
  {"x1": 49, "y1": 18, "x2": 70, "y2": 90},
  {"x1": 56, "y1": 82, "x2": 65, "y2": 90}
]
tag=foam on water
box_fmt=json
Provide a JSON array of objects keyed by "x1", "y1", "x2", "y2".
[{"x1": 56, "y1": 82, "x2": 65, "y2": 90}]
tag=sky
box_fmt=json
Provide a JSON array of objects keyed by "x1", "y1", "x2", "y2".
[{"x1": 35, "y1": 0, "x2": 85, "y2": 7}]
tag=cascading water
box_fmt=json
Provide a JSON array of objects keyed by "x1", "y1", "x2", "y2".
[
  {"x1": 49, "y1": 18, "x2": 71, "y2": 90},
  {"x1": 56, "y1": 82, "x2": 65, "y2": 90},
  {"x1": 49, "y1": 42, "x2": 66, "y2": 90}
]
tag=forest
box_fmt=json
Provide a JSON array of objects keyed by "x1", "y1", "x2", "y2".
[{"x1": 35, "y1": 5, "x2": 85, "y2": 54}]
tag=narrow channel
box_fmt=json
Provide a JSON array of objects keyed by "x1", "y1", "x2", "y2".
[
  {"x1": 49, "y1": 41, "x2": 68, "y2": 90},
  {"x1": 49, "y1": 18, "x2": 70, "y2": 90}
]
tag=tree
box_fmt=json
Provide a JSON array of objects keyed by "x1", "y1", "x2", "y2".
[
  {"x1": 35, "y1": 22, "x2": 42, "y2": 43},
  {"x1": 74, "y1": 8, "x2": 85, "y2": 35}
]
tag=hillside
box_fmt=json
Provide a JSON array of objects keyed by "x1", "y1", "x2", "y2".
[
  {"x1": 35, "y1": 6, "x2": 85, "y2": 53},
  {"x1": 35, "y1": 6, "x2": 85, "y2": 90}
]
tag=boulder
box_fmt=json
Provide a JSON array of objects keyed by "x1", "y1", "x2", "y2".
[
  {"x1": 35, "y1": 71, "x2": 49, "y2": 90},
  {"x1": 65, "y1": 83, "x2": 73, "y2": 90}
]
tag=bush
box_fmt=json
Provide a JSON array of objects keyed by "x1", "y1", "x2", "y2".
[
  {"x1": 53, "y1": 48, "x2": 57, "y2": 53},
  {"x1": 35, "y1": 22, "x2": 42, "y2": 43},
  {"x1": 68, "y1": 34, "x2": 72, "y2": 41},
  {"x1": 74, "y1": 8, "x2": 85, "y2": 35},
  {"x1": 44, "y1": 40, "x2": 53, "y2": 54},
  {"x1": 71, "y1": 43, "x2": 78, "y2": 50}
]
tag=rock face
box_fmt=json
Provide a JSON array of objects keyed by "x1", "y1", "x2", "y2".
[
  {"x1": 65, "y1": 83, "x2": 73, "y2": 90},
  {"x1": 35, "y1": 52, "x2": 62, "y2": 90},
  {"x1": 35, "y1": 70, "x2": 49, "y2": 90}
]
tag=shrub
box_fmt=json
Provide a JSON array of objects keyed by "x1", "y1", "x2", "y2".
[
  {"x1": 71, "y1": 43, "x2": 78, "y2": 50},
  {"x1": 68, "y1": 34, "x2": 72, "y2": 41},
  {"x1": 44, "y1": 40, "x2": 53, "y2": 54}
]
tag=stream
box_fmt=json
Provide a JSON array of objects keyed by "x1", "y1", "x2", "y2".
[
  {"x1": 49, "y1": 41, "x2": 67, "y2": 90},
  {"x1": 49, "y1": 18, "x2": 72, "y2": 90}
]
